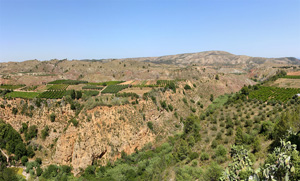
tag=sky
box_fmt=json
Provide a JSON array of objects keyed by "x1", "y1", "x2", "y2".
[{"x1": 0, "y1": 0, "x2": 299, "y2": 62}]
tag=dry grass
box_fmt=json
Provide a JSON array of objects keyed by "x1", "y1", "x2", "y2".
[
  {"x1": 119, "y1": 87, "x2": 153, "y2": 96},
  {"x1": 287, "y1": 71, "x2": 300, "y2": 75},
  {"x1": 269, "y1": 78, "x2": 300, "y2": 88}
]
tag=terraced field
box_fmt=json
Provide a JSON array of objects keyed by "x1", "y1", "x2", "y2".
[
  {"x1": 248, "y1": 86, "x2": 300, "y2": 102},
  {"x1": 48, "y1": 84, "x2": 69, "y2": 91},
  {"x1": 5, "y1": 91, "x2": 40, "y2": 99}
]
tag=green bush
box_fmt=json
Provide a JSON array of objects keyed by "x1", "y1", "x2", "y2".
[
  {"x1": 50, "y1": 113, "x2": 56, "y2": 122},
  {"x1": 41, "y1": 125, "x2": 50, "y2": 140},
  {"x1": 184, "y1": 84, "x2": 192, "y2": 90},
  {"x1": 215, "y1": 145, "x2": 227, "y2": 158},
  {"x1": 147, "y1": 121, "x2": 153, "y2": 131},
  {"x1": 21, "y1": 156, "x2": 28, "y2": 166},
  {"x1": 200, "y1": 152, "x2": 209, "y2": 161}
]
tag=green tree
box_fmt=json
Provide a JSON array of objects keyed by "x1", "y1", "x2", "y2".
[
  {"x1": 76, "y1": 91, "x2": 82, "y2": 99},
  {"x1": 241, "y1": 86, "x2": 249, "y2": 95},
  {"x1": 204, "y1": 162, "x2": 223, "y2": 181},
  {"x1": 21, "y1": 156, "x2": 28, "y2": 166},
  {"x1": 184, "y1": 84, "x2": 192, "y2": 90},
  {"x1": 15, "y1": 143, "x2": 26, "y2": 160},
  {"x1": 210, "y1": 94, "x2": 214, "y2": 102},
  {"x1": 41, "y1": 125, "x2": 50, "y2": 140},
  {"x1": 50, "y1": 113, "x2": 56, "y2": 122},
  {"x1": 70, "y1": 90, "x2": 76, "y2": 99},
  {"x1": 252, "y1": 137, "x2": 261, "y2": 153},
  {"x1": 174, "y1": 139, "x2": 190, "y2": 161},
  {"x1": 235, "y1": 127, "x2": 244, "y2": 145}
]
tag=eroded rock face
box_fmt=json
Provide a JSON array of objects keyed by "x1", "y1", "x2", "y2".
[{"x1": 52, "y1": 104, "x2": 156, "y2": 175}]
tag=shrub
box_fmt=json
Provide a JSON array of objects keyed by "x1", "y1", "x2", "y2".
[
  {"x1": 184, "y1": 84, "x2": 192, "y2": 90},
  {"x1": 211, "y1": 140, "x2": 218, "y2": 149},
  {"x1": 21, "y1": 156, "x2": 28, "y2": 166},
  {"x1": 215, "y1": 145, "x2": 227, "y2": 157},
  {"x1": 25, "y1": 125, "x2": 38, "y2": 141},
  {"x1": 12, "y1": 107, "x2": 18, "y2": 115},
  {"x1": 168, "y1": 104, "x2": 174, "y2": 111},
  {"x1": 35, "y1": 158, "x2": 42, "y2": 165},
  {"x1": 36, "y1": 166, "x2": 43, "y2": 176},
  {"x1": 189, "y1": 152, "x2": 199, "y2": 160},
  {"x1": 204, "y1": 162, "x2": 223, "y2": 181},
  {"x1": 200, "y1": 152, "x2": 209, "y2": 161},
  {"x1": 50, "y1": 113, "x2": 56, "y2": 122},
  {"x1": 41, "y1": 125, "x2": 50, "y2": 140},
  {"x1": 69, "y1": 118, "x2": 79, "y2": 127},
  {"x1": 147, "y1": 121, "x2": 153, "y2": 131}
]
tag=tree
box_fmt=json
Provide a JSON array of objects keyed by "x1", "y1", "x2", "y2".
[
  {"x1": 252, "y1": 137, "x2": 261, "y2": 153},
  {"x1": 35, "y1": 158, "x2": 42, "y2": 165},
  {"x1": 173, "y1": 139, "x2": 190, "y2": 161},
  {"x1": 36, "y1": 166, "x2": 43, "y2": 176},
  {"x1": 147, "y1": 121, "x2": 153, "y2": 131},
  {"x1": 12, "y1": 107, "x2": 18, "y2": 115},
  {"x1": 21, "y1": 156, "x2": 28, "y2": 166},
  {"x1": 184, "y1": 84, "x2": 192, "y2": 90},
  {"x1": 71, "y1": 90, "x2": 76, "y2": 99},
  {"x1": 210, "y1": 94, "x2": 214, "y2": 102},
  {"x1": 241, "y1": 86, "x2": 249, "y2": 96},
  {"x1": 235, "y1": 127, "x2": 244, "y2": 145},
  {"x1": 215, "y1": 74, "x2": 219, "y2": 80},
  {"x1": 215, "y1": 145, "x2": 227, "y2": 157},
  {"x1": 15, "y1": 143, "x2": 26, "y2": 160},
  {"x1": 205, "y1": 162, "x2": 223, "y2": 181},
  {"x1": 41, "y1": 125, "x2": 50, "y2": 140},
  {"x1": 76, "y1": 91, "x2": 82, "y2": 99},
  {"x1": 25, "y1": 125, "x2": 38, "y2": 141}
]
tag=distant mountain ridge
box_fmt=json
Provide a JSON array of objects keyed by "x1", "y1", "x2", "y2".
[{"x1": 117, "y1": 51, "x2": 300, "y2": 67}]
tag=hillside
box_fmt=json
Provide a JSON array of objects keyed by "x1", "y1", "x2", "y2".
[{"x1": 0, "y1": 51, "x2": 300, "y2": 180}]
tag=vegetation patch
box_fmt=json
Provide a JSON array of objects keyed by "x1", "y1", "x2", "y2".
[
  {"x1": 283, "y1": 75, "x2": 300, "y2": 79},
  {"x1": 21, "y1": 85, "x2": 38, "y2": 91},
  {"x1": 82, "y1": 85, "x2": 103, "y2": 90},
  {"x1": 48, "y1": 79, "x2": 88, "y2": 85},
  {"x1": 88, "y1": 81, "x2": 124, "y2": 86},
  {"x1": 0, "y1": 84, "x2": 25, "y2": 90},
  {"x1": 101, "y1": 85, "x2": 129, "y2": 94},
  {"x1": 82, "y1": 90, "x2": 99, "y2": 96},
  {"x1": 47, "y1": 84, "x2": 69, "y2": 91},
  {"x1": 5, "y1": 91, "x2": 40, "y2": 99},
  {"x1": 248, "y1": 86, "x2": 300, "y2": 102},
  {"x1": 38, "y1": 91, "x2": 66, "y2": 99}
]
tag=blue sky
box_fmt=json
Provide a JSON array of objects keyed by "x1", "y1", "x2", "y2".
[{"x1": 0, "y1": 0, "x2": 299, "y2": 62}]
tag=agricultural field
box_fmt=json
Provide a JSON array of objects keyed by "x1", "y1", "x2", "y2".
[
  {"x1": 82, "y1": 90, "x2": 99, "y2": 96},
  {"x1": 156, "y1": 80, "x2": 177, "y2": 86},
  {"x1": 48, "y1": 79, "x2": 88, "y2": 85},
  {"x1": 248, "y1": 86, "x2": 300, "y2": 102},
  {"x1": 119, "y1": 87, "x2": 152, "y2": 96},
  {"x1": 48, "y1": 84, "x2": 69, "y2": 91},
  {"x1": 0, "y1": 84, "x2": 25, "y2": 90},
  {"x1": 88, "y1": 81, "x2": 124, "y2": 86},
  {"x1": 5, "y1": 91, "x2": 40, "y2": 99},
  {"x1": 82, "y1": 85, "x2": 103, "y2": 90},
  {"x1": 283, "y1": 75, "x2": 300, "y2": 79},
  {"x1": 101, "y1": 85, "x2": 129, "y2": 94},
  {"x1": 131, "y1": 80, "x2": 159, "y2": 87},
  {"x1": 21, "y1": 85, "x2": 38, "y2": 91},
  {"x1": 38, "y1": 91, "x2": 66, "y2": 99}
]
